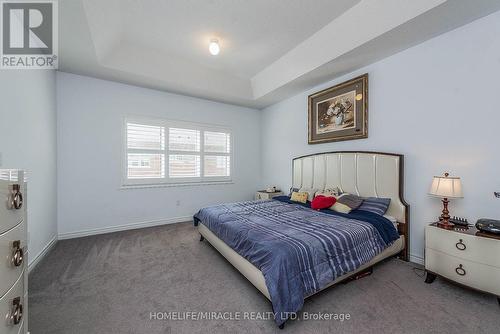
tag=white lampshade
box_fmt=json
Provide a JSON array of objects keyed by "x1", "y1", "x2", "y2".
[{"x1": 429, "y1": 174, "x2": 463, "y2": 198}]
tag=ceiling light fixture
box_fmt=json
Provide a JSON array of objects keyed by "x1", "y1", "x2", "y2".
[{"x1": 209, "y1": 39, "x2": 220, "y2": 56}]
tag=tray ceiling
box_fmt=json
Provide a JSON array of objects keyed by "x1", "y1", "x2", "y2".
[{"x1": 59, "y1": 0, "x2": 500, "y2": 108}]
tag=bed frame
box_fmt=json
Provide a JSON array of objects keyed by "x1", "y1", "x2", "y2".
[{"x1": 197, "y1": 151, "x2": 409, "y2": 328}]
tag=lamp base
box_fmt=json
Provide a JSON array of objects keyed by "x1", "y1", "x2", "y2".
[
  {"x1": 437, "y1": 197, "x2": 454, "y2": 230},
  {"x1": 437, "y1": 220, "x2": 455, "y2": 230}
]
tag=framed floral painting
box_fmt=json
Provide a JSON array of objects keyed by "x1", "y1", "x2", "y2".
[{"x1": 308, "y1": 74, "x2": 368, "y2": 144}]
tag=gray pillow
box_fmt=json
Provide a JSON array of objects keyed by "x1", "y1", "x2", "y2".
[
  {"x1": 358, "y1": 197, "x2": 391, "y2": 216},
  {"x1": 336, "y1": 194, "x2": 364, "y2": 210}
]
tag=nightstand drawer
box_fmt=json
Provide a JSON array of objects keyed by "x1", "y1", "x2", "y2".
[
  {"x1": 0, "y1": 221, "x2": 27, "y2": 298},
  {"x1": 425, "y1": 225, "x2": 500, "y2": 268},
  {"x1": 425, "y1": 248, "x2": 500, "y2": 296}
]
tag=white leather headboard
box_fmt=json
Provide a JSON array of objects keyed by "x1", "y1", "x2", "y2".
[{"x1": 292, "y1": 151, "x2": 409, "y2": 224}]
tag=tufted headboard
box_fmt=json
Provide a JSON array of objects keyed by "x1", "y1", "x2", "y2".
[{"x1": 291, "y1": 151, "x2": 410, "y2": 259}]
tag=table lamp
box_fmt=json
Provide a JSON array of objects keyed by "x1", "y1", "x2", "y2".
[{"x1": 429, "y1": 172, "x2": 463, "y2": 229}]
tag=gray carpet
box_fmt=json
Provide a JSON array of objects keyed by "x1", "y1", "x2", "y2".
[{"x1": 29, "y1": 222, "x2": 500, "y2": 334}]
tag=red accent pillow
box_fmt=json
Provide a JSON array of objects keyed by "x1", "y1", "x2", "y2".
[{"x1": 311, "y1": 195, "x2": 336, "y2": 210}]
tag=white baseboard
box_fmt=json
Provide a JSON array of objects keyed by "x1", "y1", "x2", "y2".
[
  {"x1": 58, "y1": 216, "x2": 193, "y2": 240},
  {"x1": 28, "y1": 235, "x2": 58, "y2": 273},
  {"x1": 409, "y1": 254, "x2": 424, "y2": 265}
]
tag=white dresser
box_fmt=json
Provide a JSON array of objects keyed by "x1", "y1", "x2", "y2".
[
  {"x1": 425, "y1": 223, "x2": 500, "y2": 304},
  {"x1": 0, "y1": 170, "x2": 28, "y2": 334}
]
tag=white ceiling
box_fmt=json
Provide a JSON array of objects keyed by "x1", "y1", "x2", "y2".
[{"x1": 59, "y1": 0, "x2": 500, "y2": 109}]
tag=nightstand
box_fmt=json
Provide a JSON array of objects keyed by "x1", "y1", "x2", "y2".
[
  {"x1": 255, "y1": 190, "x2": 283, "y2": 200},
  {"x1": 425, "y1": 223, "x2": 500, "y2": 305}
]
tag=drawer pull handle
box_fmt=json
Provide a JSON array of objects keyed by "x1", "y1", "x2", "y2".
[
  {"x1": 10, "y1": 297, "x2": 23, "y2": 325},
  {"x1": 12, "y1": 240, "x2": 24, "y2": 267},
  {"x1": 455, "y1": 239, "x2": 466, "y2": 251},
  {"x1": 9, "y1": 184, "x2": 23, "y2": 210},
  {"x1": 455, "y1": 264, "x2": 466, "y2": 276}
]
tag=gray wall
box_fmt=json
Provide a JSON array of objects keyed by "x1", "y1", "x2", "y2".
[
  {"x1": 0, "y1": 70, "x2": 58, "y2": 266},
  {"x1": 260, "y1": 11, "x2": 500, "y2": 263},
  {"x1": 56, "y1": 72, "x2": 261, "y2": 238}
]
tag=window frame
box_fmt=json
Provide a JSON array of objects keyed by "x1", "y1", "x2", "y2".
[{"x1": 122, "y1": 116, "x2": 233, "y2": 187}]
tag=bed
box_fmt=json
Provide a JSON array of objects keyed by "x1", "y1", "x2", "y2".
[{"x1": 194, "y1": 151, "x2": 409, "y2": 328}]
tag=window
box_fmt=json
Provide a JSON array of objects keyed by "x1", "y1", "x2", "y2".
[{"x1": 124, "y1": 118, "x2": 232, "y2": 186}]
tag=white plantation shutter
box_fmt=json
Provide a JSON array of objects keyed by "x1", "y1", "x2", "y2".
[
  {"x1": 126, "y1": 123, "x2": 166, "y2": 179},
  {"x1": 204, "y1": 131, "x2": 230, "y2": 153},
  {"x1": 169, "y1": 128, "x2": 200, "y2": 152},
  {"x1": 168, "y1": 127, "x2": 201, "y2": 178},
  {"x1": 127, "y1": 153, "x2": 165, "y2": 178},
  {"x1": 203, "y1": 131, "x2": 231, "y2": 177},
  {"x1": 124, "y1": 119, "x2": 232, "y2": 185},
  {"x1": 127, "y1": 123, "x2": 165, "y2": 150},
  {"x1": 204, "y1": 156, "x2": 230, "y2": 177},
  {"x1": 169, "y1": 155, "x2": 201, "y2": 178}
]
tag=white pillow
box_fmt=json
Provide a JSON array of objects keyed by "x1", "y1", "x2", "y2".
[
  {"x1": 298, "y1": 188, "x2": 318, "y2": 201},
  {"x1": 321, "y1": 186, "x2": 343, "y2": 197}
]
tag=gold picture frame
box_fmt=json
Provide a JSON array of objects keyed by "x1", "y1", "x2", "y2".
[{"x1": 308, "y1": 74, "x2": 368, "y2": 144}]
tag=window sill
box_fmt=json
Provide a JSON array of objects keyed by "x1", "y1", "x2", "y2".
[{"x1": 120, "y1": 180, "x2": 234, "y2": 190}]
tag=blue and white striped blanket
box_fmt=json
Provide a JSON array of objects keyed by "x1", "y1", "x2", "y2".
[{"x1": 194, "y1": 199, "x2": 398, "y2": 325}]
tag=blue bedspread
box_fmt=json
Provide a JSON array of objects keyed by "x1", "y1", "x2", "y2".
[{"x1": 194, "y1": 198, "x2": 399, "y2": 325}]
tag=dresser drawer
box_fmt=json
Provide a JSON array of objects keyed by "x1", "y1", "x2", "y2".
[
  {"x1": 0, "y1": 272, "x2": 26, "y2": 334},
  {"x1": 0, "y1": 180, "x2": 25, "y2": 235},
  {"x1": 0, "y1": 221, "x2": 27, "y2": 298},
  {"x1": 425, "y1": 248, "x2": 500, "y2": 296},
  {"x1": 425, "y1": 225, "x2": 500, "y2": 268}
]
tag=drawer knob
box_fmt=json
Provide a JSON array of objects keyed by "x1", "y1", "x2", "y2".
[
  {"x1": 455, "y1": 239, "x2": 466, "y2": 251},
  {"x1": 9, "y1": 184, "x2": 23, "y2": 210},
  {"x1": 10, "y1": 297, "x2": 23, "y2": 325},
  {"x1": 455, "y1": 264, "x2": 466, "y2": 276},
  {"x1": 12, "y1": 240, "x2": 24, "y2": 267}
]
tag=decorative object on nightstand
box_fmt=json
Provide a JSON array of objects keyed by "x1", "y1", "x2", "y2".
[
  {"x1": 449, "y1": 216, "x2": 469, "y2": 227},
  {"x1": 266, "y1": 186, "x2": 277, "y2": 193},
  {"x1": 428, "y1": 172, "x2": 463, "y2": 230},
  {"x1": 476, "y1": 218, "x2": 500, "y2": 235},
  {"x1": 424, "y1": 223, "x2": 500, "y2": 306},
  {"x1": 255, "y1": 189, "x2": 283, "y2": 200}
]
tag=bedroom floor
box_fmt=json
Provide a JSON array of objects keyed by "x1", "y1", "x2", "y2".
[{"x1": 29, "y1": 222, "x2": 500, "y2": 334}]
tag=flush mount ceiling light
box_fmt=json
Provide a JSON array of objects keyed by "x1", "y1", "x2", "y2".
[{"x1": 209, "y1": 39, "x2": 220, "y2": 56}]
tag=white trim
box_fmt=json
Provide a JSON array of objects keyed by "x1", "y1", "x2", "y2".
[
  {"x1": 410, "y1": 253, "x2": 424, "y2": 265},
  {"x1": 28, "y1": 235, "x2": 58, "y2": 273},
  {"x1": 123, "y1": 178, "x2": 232, "y2": 186},
  {"x1": 120, "y1": 181, "x2": 234, "y2": 190},
  {"x1": 58, "y1": 216, "x2": 193, "y2": 240}
]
